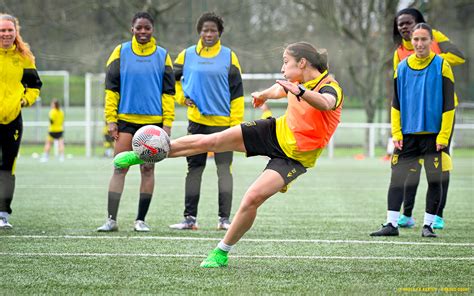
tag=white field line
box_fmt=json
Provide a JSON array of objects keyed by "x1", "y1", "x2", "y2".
[
  {"x1": 16, "y1": 185, "x2": 104, "y2": 189},
  {"x1": 1, "y1": 235, "x2": 473, "y2": 247},
  {"x1": 0, "y1": 252, "x2": 472, "y2": 261},
  {"x1": 15, "y1": 184, "x2": 474, "y2": 192}
]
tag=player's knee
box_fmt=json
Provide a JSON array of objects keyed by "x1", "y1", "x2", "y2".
[
  {"x1": 241, "y1": 189, "x2": 265, "y2": 210},
  {"x1": 140, "y1": 164, "x2": 155, "y2": 176},
  {"x1": 114, "y1": 167, "x2": 129, "y2": 175}
]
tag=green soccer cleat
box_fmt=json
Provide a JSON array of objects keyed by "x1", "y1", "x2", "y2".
[
  {"x1": 114, "y1": 151, "x2": 144, "y2": 169},
  {"x1": 200, "y1": 248, "x2": 228, "y2": 268}
]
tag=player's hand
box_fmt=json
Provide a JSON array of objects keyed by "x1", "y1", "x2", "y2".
[
  {"x1": 393, "y1": 139, "x2": 403, "y2": 150},
  {"x1": 251, "y1": 91, "x2": 266, "y2": 108},
  {"x1": 108, "y1": 122, "x2": 119, "y2": 140},
  {"x1": 20, "y1": 98, "x2": 27, "y2": 107},
  {"x1": 436, "y1": 143, "x2": 447, "y2": 151},
  {"x1": 276, "y1": 79, "x2": 298, "y2": 96},
  {"x1": 184, "y1": 99, "x2": 195, "y2": 107},
  {"x1": 163, "y1": 125, "x2": 171, "y2": 137}
]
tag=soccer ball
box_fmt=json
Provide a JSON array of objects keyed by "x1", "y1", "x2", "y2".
[{"x1": 132, "y1": 125, "x2": 170, "y2": 163}]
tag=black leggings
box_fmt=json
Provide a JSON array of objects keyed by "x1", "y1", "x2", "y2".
[
  {"x1": 0, "y1": 113, "x2": 22, "y2": 214},
  {"x1": 183, "y1": 121, "x2": 233, "y2": 218},
  {"x1": 0, "y1": 113, "x2": 23, "y2": 172},
  {"x1": 402, "y1": 166, "x2": 450, "y2": 217}
]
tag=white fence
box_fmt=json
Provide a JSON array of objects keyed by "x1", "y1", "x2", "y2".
[
  {"x1": 23, "y1": 120, "x2": 474, "y2": 158},
  {"x1": 22, "y1": 73, "x2": 474, "y2": 158}
]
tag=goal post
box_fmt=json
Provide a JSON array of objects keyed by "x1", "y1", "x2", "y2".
[
  {"x1": 84, "y1": 73, "x2": 105, "y2": 157},
  {"x1": 38, "y1": 70, "x2": 70, "y2": 110}
]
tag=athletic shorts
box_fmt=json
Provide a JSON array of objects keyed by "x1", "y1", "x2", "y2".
[
  {"x1": 392, "y1": 134, "x2": 447, "y2": 173},
  {"x1": 49, "y1": 132, "x2": 63, "y2": 139},
  {"x1": 118, "y1": 120, "x2": 163, "y2": 135},
  {"x1": 409, "y1": 123, "x2": 454, "y2": 172},
  {"x1": 241, "y1": 118, "x2": 306, "y2": 185}
]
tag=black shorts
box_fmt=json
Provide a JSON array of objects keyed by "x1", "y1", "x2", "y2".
[
  {"x1": 49, "y1": 132, "x2": 63, "y2": 139},
  {"x1": 241, "y1": 118, "x2": 306, "y2": 185},
  {"x1": 187, "y1": 120, "x2": 229, "y2": 135},
  {"x1": 392, "y1": 134, "x2": 445, "y2": 173},
  {"x1": 0, "y1": 113, "x2": 23, "y2": 172},
  {"x1": 118, "y1": 120, "x2": 163, "y2": 135}
]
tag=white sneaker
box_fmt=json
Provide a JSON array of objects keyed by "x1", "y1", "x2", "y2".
[
  {"x1": 134, "y1": 220, "x2": 150, "y2": 232},
  {"x1": 97, "y1": 218, "x2": 118, "y2": 232},
  {"x1": 169, "y1": 216, "x2": 198, "y2": 230},
  {"x1": 217, "y1": 217, "x2": 231, "y2": 230},
  {"x1": 0, "y1": 216, "x2": 12, "y2": 229}
]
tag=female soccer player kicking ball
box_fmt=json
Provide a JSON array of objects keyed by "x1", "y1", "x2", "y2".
[{"x1": 115, "y1": 42, "x2": 344, "y2": 267}]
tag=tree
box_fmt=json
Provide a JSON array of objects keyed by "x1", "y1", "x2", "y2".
[{"x1": 294, "y1": 0, "x2": 399, "y2": 125}]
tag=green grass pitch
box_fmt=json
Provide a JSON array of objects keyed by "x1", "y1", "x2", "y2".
[{"x1": 1, "y1": 154, "x2": 472, "y2": 294}]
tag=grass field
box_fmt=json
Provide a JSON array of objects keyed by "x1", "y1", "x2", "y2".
[{"x1": 0, "y1": 154, "x2": 472, "y2": 294}]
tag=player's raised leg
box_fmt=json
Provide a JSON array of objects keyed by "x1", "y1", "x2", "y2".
[{"x1": 169, "y1": 125, "x2": 246, "y2": 158}]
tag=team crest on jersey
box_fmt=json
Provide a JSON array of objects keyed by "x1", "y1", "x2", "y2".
[
  {"x1": 14, "y1": 130, "x2": 19, "y2": 141},
  {"x1": 434, "y1": 157, "x2": 439, "y2": 168},
  {"x1": 243, "y1": 121, "x2": 256, "y2": 127},
  {"x1": 391, "y1": 154, "x2": 399, "y2": 165}
]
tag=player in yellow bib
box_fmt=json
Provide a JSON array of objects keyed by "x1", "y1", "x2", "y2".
[
  {"x1": 391, "y1": 8, "x2": 464, "y2": 230},
  {"x1": 40, "y1": 99, "x2": 65, "y2": 162}
]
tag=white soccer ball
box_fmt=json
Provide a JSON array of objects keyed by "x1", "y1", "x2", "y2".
[{"x1": 132, "y1": 125, "x2": 170, "y2": 163}]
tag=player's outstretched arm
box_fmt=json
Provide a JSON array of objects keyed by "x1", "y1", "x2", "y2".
[{"x1": 251, "y1": 83, "x2": 286, "y2": 108}]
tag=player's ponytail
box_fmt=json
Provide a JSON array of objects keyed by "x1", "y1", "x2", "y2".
[{"x1": 286, "y1": 42, "x2": 328, "y2": 73}]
